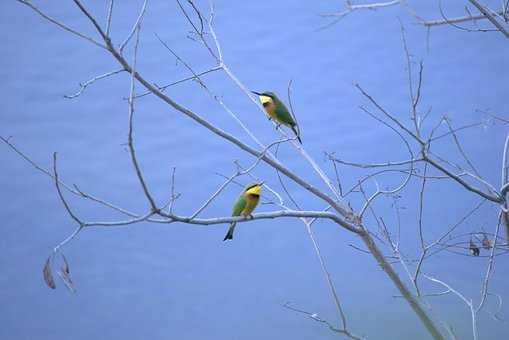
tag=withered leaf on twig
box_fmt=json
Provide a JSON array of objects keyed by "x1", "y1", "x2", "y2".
[
  {"x1": 58, "y1": 253, "x2": 76, "y2": 293},
  {"x1": 43, "y1": 257, "x2": 56, "y2": 289},
  {"x1": 61, "y1": 253, "x2": 70, "y2": 275},
  {"x1": 469, "y1": 239, "x2": 480, "y2": 257},
  {"x1": 481, "y1": 233, "x2": 491, "y2": 250}
]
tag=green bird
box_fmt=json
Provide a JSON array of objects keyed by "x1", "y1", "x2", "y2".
[
  {"x1": 223, "y1": 182, "x2": 262, "y2": 241},
  {"x1": 251, "y1": 91, "x2": 302, "y2": 143}
]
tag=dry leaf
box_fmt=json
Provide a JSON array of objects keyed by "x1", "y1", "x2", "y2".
[
  {"x1": 57, "y1": 269, "x2": 76, "y2": 293},
  {"x1": 481, "y1": 234, "x2": 491, "y2": 250},
  {"x1": 43, "y1": 257, "x2": 56, "y2": 289},
  {"x1": 58, "y1": 253, "x2": 76, "y2": 293},
  {"x1": 469, "y1": 239, "x2": 480, "y2": 257},
  {"x1": 61, "y1": 253, "x2": 70, "y2": 275}
]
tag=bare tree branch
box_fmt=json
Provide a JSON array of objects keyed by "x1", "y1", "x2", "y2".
[
  {"x1": 283, "y1": 302, "x2": 364, "y2": 340},
  {"x1": 416, "y1": 10, "x2": 506, "y2": 28},
  {"x1": 106, "y1": 0, "x2": 115, "y2": 37},
  {"x1": 424, "y1": 274, "x2": 478, "y2": 340},
  {"x1": 52, "y1": 152, "x2": 84, "y2": 227},
  {"x1": 119, "y1": 0, "x2": 148, "y2": 53},
  {"x1": 468, "y1": 0, "x2": 509, "y2": 38},
  {"x1": 126, "y1": 24, "x2": 158, "y2": 211},
  {"x1": 501, "y1": 132, "x2": 509, "y2": 247},
  {"x1": 321, "y1": 0, "x2": 402, "y2": 19}
]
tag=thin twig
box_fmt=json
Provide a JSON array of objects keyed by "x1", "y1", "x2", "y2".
[
  {"x1": 468, "y1": 0, "x2": 509, "y2": 38},
  {"x1": 106, "y1": 0, "x2": 115, "y2": 37},
  {"x1": 424, "y1": 274, "x2": 478, "y2": 340},
  {"x1": 418, "y1": 10, "x2": 506, "y2": 27},
  {"x1": 477, "y1": 215, "x2": 503, "y2": 312},
  {"x1": 127, "y1": 24, "x2": 158, "y2": 211},
  {"x1": 52, "y1": 153, "x2": 83, "y2": 226},
  {"x1": 134, "y1": 66, "x2": 221, "y2": 99},
  {"x1": 119, "y1": 0, "x2": 148, "y2": 53},
  {"x1": 16, "y1": 0, "x2": 107, "y2": 49},
  {"x1": 64, "y1": 68, "x2": 124, "y2": 99},
  {"x1": 283, "y1": 302, "x2": 364, "y2": 340}
]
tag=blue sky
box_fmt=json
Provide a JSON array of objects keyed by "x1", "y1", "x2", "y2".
[{"x1": 1, "y1": 1, "x2": 508, "y2": 339}]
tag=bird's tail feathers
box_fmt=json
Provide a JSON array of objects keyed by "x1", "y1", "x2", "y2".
[
  {"x1": 223, "y1": 222, "x2": 236, "y2": 241},
  {"x1": 291, "y1": 125, "x2": 302, "y2": 144}
]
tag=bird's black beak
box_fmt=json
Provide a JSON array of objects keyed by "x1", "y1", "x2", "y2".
[{"x1": 251, "y1": 91, "x2": 262, "y2": 96}]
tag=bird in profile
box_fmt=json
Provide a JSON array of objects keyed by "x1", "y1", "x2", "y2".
[
  {"x1": 223, "y1": 182, "x2": 262, "y2": 241},
  {"x1": 251, "y1": 91, "x2": 302, "y2": 143}
]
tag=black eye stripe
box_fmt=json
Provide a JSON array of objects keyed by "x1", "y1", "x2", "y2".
[
  {"x1": 246, "y1": 184, "x2": 259, "y2": 191},
  {"x1": 262, "y1": 102, "x2": 270, "y2": 107}
]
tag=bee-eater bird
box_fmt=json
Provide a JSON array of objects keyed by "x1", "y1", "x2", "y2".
[
  {"x1": 223, "y1": 182, "x2": 262, "y2": 241},
  {"x1": 251, "y1": 91, "x2": 302, "y2": 143}
]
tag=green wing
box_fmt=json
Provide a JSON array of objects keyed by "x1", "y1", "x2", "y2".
[
  {"x1": 232, "y1": 195, "x2": 247, "y2": 216},
  {"x1": 274, "y1": 99, "x2": 296, "y2": 126}
]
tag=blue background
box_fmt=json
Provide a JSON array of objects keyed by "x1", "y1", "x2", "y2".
[{"x1": 1, "y1": 1, "x2": 508, "y2": 339}]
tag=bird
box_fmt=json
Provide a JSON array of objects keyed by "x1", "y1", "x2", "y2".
[
  {"x1": 223, "y1": 182, "x2": 262, "y2": 241},
  {"x1": 251, "y1": 90, "x2": 302, "y2": 143}
]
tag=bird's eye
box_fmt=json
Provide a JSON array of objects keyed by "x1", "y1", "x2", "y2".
[{"x1": 262, "y1": 102, "x2": 270, "y2": 107}]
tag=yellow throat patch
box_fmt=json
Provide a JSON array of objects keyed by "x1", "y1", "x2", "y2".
[
  {"x1": 258, "y1": 95, "x2": 273, "y2": 106},
  {"x1": 258, "y1": 95, "x2": 276, "y2": 119}
]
